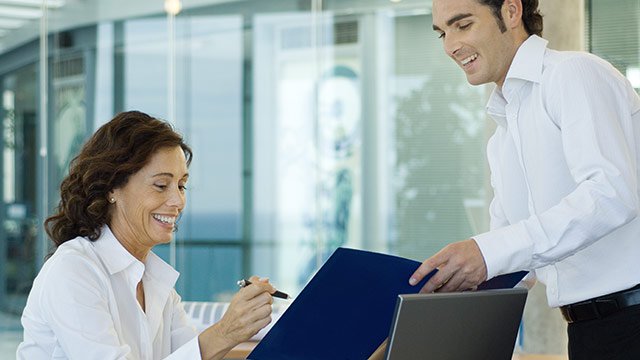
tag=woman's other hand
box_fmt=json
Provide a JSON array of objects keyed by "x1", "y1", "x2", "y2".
[{"x1": 198, "y1": 275, "x2": 274, "y2": 360}]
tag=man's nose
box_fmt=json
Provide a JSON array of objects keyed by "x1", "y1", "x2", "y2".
[{"x1": 443, "y1": 34, "x2": 461, "y2": 58}]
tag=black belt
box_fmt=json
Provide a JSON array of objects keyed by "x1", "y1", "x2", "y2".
[{"x1": 560, "y1": 284, "x2": 640, "y2": 323}]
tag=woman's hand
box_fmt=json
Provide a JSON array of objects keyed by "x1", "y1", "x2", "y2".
[
  {"x1": 216, "y1": 276, "x2": 275, "y2": 343},
  {"x1": 198, "y1": 276, "x2": 275, "y2": 360}
]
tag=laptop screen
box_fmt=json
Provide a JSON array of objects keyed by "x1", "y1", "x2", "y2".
[{"x1": 385, "y1": 288, "x2": 528, "y2": 360}]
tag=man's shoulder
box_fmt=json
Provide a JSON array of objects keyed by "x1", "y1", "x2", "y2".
[
  {"x1": 541, "y1": 48, "x2": 624, "y2": 86},
  {"x1": 543, "y1": 49, "x2": 612, "y2": 73}
]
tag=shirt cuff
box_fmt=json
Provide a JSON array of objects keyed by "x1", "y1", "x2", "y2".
[
  {"x1": 166, "y1": 337, "x2": 202, "y2": 360},
  {"x1": 473, "y1": 222, "x2": 533, "y2": 280}
]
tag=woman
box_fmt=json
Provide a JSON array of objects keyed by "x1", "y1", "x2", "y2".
[{"x1": 17, "y1": 111, "x2": 274, "y2": 359}]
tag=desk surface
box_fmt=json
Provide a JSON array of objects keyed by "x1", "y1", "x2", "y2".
[
  {"x1": 223, "y1": 342, "x2": 568, "y2": 360},
  {"x1": 513, "y1": 355, "x2": 568, "y2": 360}
]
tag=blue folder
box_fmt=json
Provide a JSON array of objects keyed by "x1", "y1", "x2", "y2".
[{"x1": 248, "y1": 247, "x2": 527, "y2": 360}]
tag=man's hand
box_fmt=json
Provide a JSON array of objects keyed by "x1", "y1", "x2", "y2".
[{"x1": 409, "y1": 239, "x2": 488, "y2": 293}]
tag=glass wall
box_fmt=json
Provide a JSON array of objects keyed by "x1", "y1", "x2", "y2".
[
  {"x1": 587, "y1": 0, "x2": 640, "y2": 92},
  {"x1": 0, "y1": 1, "x2": 492, "y2": 351},
  {"x1": 250, "y1": 1, "x2": 489, "y2": 296},
  {"x1": 1, "y1": 0, "x2": 490, "y2": 298}
]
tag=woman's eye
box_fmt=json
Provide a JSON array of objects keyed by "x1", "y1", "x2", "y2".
[
  {"x1": 179, "y1": 185, "x2": 188, "y2": 192},
  {"x1": 154, "y1": 184, "x2": 167, "y2": 190},
  {"x1": 459, "y1": 23, "x2": 471, "y2": 30}
]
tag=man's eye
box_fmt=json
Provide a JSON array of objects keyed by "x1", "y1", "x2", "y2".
[
  {"x1": 437, "y1": 32, "x2": 445, "y2": 39},
  {"x1": 155, "y1": 184, "x2": 167, "y2": 190},
  {"x1": 459, "y1": 23, "x2": 471, "y2": 30},
  {"x1": 179, "y1": 185, "x2": 188, "y2": 192}
]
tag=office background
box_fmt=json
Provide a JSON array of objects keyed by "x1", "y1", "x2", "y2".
[{"x1": 0, "y1": 0, "x2": 638, "y2": 356}]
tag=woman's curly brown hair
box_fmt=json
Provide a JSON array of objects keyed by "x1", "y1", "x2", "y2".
[{"x1": 45, "y1": 110, "x2": 192, "y2": 247}]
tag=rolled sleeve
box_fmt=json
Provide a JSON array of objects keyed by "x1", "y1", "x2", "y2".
[{"x1": 165, "y1": 337, "x2": 202, "y2": 360}]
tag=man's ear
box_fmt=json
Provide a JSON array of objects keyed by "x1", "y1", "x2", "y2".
[{"x1": 503, "y1": 0, "x2": 524, "y2": 30}]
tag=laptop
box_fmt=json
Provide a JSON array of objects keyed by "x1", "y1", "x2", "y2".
[{"x1": 383, "y1": 288, "x2": 528, "y2": 360}]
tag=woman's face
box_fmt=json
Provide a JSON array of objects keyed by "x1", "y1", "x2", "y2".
[{"x1": 109, "y1": 146, "x2": 189, "y2": 254}]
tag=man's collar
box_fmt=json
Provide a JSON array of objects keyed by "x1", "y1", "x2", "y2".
[
  {"x1": 504, "y1": 35, "x2": 548, "y2": 85},
  {"x1": 486, "y1": 35, "x2": 548, "y2": 128},
  {"x1": 487, "y1": 87, "x2": 508, "y2": 128}
]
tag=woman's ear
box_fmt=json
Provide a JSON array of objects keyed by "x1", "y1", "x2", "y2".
[{"x1": 107, "y1": 190, "x2": 116, "y2": 204}]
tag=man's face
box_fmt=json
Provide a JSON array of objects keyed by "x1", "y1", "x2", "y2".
[{"x1": 432, "y1": 0, "x2": 518, "y2": 87}]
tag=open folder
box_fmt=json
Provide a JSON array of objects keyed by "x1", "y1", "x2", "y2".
[{"x1": 248, "y1": 247, "x2": 527, "y2": 360}]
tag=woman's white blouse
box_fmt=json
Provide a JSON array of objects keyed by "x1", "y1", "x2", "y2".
[{"x1": 16, "y1": 226, "x2": 202, "y2": 360}]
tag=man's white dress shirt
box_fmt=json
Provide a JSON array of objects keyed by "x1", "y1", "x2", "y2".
[
  {"x1": 17, "y1": 226, "x2": 202, "y2": 359},
  {"x1": 473, "y1": 35, "x2": 640, "y2": 307}
]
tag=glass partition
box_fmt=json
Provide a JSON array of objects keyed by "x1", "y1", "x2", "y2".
[
  {"x1": 251, "y1": 1, "x2": 490, "y2": 294},
  {"x1": 1, "y1": 63, "x2": 38, "y2": 315},
  {"x1": 587, "y1": 0, "x2": 640, "y2": 92},
  {"x1": 0, "y1": 0, "x2": 497, "y2": 355}
]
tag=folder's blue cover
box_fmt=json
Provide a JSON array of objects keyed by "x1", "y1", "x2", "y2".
[{"x1": 248, "y1": 247, "x2": 527, "y2": 360}]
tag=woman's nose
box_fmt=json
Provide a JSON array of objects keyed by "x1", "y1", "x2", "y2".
[{"x1": 167, "y1": 187, "x2": 186, "y2": 208}]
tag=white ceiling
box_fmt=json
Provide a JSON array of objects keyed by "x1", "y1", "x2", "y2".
[
  {"x1": 0, "y1": 0, "x2": 246, "y2": 53},
  {"x1": 0, "y1": 0, "x2": 65, "y2": 52},
  {"x1": 0, "y1": 1, "x2": 64, "y2": 32}
]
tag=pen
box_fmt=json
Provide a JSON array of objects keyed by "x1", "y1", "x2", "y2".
[{"x1": 237, "y1": 279, "x2": 291, "y2": 300}]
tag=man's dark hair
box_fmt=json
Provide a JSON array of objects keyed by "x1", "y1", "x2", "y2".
[{"x1": 478, "y1": 0, "x2": 543, "y2": 36}]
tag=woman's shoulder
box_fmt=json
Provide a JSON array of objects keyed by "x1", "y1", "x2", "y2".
[
  {"x1": 52, "y1": 235, "x2": 99, "y2": 259},
  {"x1": 39, "y1": 237, "x2": 107, "y2": 282},
  {"x1": 25, "y1": 237, "x2": 112, "y2": 321}
]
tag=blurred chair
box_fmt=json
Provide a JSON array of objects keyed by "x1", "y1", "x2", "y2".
[{"x1": 181, "y1": 301, "x2": 289, "y2": 340}]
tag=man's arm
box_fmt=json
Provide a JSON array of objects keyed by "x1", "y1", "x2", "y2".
[
  {"x1": 409, "y1": 239, "x2": 487, "y2": 293},
  {"x1": 411, "y1": 56, "x2": 640, "y2": 291}
]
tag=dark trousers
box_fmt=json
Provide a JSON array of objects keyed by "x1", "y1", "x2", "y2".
[{"x1": 567, "y1": 304, "x2": 640, "y2": 359}]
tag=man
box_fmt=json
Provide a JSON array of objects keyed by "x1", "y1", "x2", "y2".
[{"x1": 408, "y1": 0, "x2": 640, "y2": 358}]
